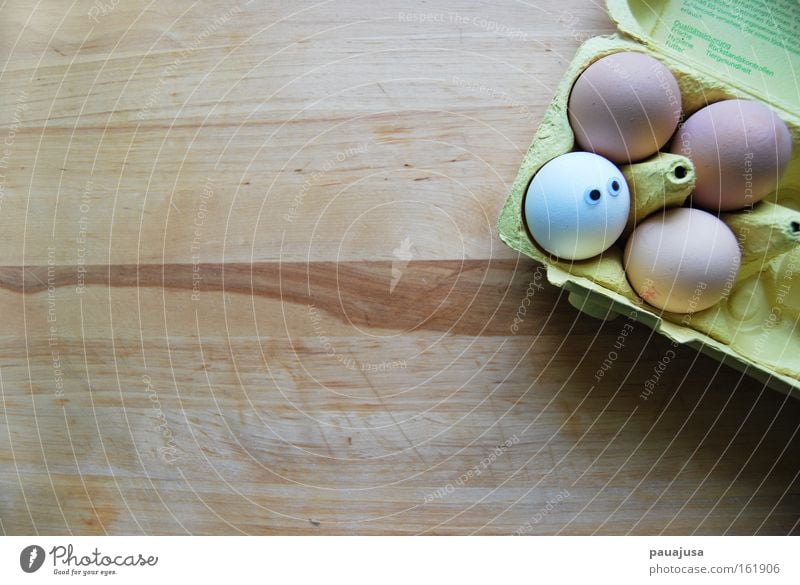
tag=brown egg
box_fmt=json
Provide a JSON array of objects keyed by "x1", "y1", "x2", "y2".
[
  {"x1": 568, "y1": 52, "x2": 682, "y2": 163},
  {"x1": 671, "y1": 99, "x2": 793, "y2": 211},
  {"x1": 624, "y1": 208, "x2": 741, "y2": 313}
]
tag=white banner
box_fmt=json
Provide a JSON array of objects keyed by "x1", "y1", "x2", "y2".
[{"x1": 0, "y1": 536, "x2": 796, "y2": 584}]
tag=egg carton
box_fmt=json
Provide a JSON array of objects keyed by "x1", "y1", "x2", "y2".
[{"x1": 498, "y1": 0, "x2": 800, "y2": 396}]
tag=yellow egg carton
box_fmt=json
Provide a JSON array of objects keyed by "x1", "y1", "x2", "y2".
[{"x1": 498, "y1": 0, "x2": 800, "y2": 396}]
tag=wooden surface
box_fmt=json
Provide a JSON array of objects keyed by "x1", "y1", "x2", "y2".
[{"x1": 0, "y1": 0, "x2": 798, "y2": 535}]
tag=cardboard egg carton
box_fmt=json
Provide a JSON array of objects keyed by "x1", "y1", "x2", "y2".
[{"x1": 497, "y1": 0, "x2": 800, "y2": 395}]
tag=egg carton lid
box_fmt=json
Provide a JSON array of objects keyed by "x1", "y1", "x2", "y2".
[{"x1": 607, "y1": 0, "x2": 799, "y2": 119}]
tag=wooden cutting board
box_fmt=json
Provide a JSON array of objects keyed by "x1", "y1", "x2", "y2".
[{"x1": 0, "y1": 0, "x2": 797, "y2": 535}]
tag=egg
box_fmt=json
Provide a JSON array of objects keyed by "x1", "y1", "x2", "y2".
[
  {"x1": 568, "y1": 52, "x2": 682, "y2": 163},
  {"x1": 671, "y1": 99, "x2": 793, "y2": 211},
  {"x1": 525, "y1": 152, "x2": 630, "y2": 260},
  {"x1": 624, "y1": 208, "x2": 741, "y2": 313}
]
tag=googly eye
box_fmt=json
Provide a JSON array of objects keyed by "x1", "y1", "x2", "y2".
[
  {"x1": 607, "y1": 177, "x2": 622, "y2": 196},
  {"x1": 584, "y1": 188, "x2": 602, "y2": 206}
]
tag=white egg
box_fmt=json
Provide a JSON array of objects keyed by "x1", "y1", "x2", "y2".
[{"x1": 524, "y1": 152, "x2": 630, "y2": 260}]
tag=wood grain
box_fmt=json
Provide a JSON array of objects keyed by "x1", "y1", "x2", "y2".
[{"x1": 0, "y1": 0, "x2": 798, "y2": 535}]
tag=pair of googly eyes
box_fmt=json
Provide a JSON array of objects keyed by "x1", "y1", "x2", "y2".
[{"x1": 584, "y1": 178, "x2": 623, "y2": 205}]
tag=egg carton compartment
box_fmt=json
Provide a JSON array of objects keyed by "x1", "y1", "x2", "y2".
[{"x1": 498, "y1": 27, "x2": 800, "y2": 395}]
